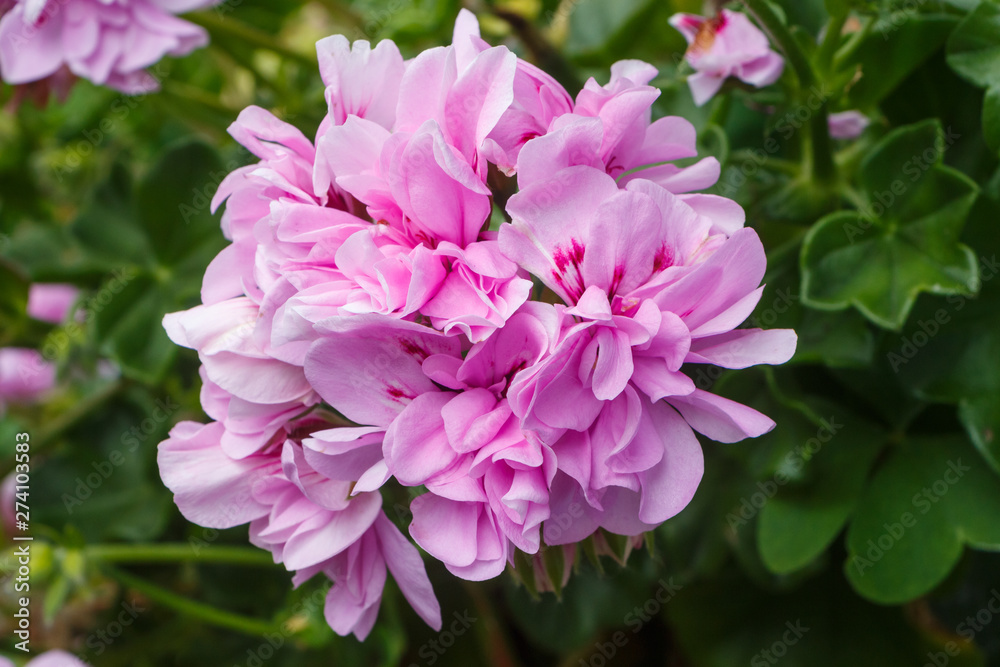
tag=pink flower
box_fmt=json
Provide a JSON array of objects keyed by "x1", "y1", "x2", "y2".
[
  {"x1": 156, "y1": 8, "x2": 800, "y2": 640},
  {"x1": 502, "y1": 167, "x2": 795, "y2": 416},
  {"x1": 829, "y1": 110, "x2": 870, "y2": 139},
  {"x1": 0, "y1": 0, "x2": 220, "y2": 93},
  {"x1": 163, "y1": 297, "x2": 314, "y2": 407},
  {"x1": 157, "y1": 421, "x2": 441, "y2": 640},
  {"x1": 0, "y1": 650, "x2": 89, "y2": 667},
  {"x1": 499, "y1": 167, "x2": 795, "y2": 535},
  {"x1": 0, "y1": 347, "x2": 55, "y2": 410},
  {"x1": 511, "y1": 60, "x2": 727, "y2": 201},
  {"x1": 26, "y1": 283, "x2": 77, "y2": 323},
  {"x1": 669, "y1": 10, "x2": 785, "y2": 106},
  {"x1": 1, "y1": 471, "x2": 15, "y2": 535}
]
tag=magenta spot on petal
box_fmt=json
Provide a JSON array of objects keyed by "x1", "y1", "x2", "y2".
[
  {"x1": 611, "y1": 265, "x2": 626, "y2": 296},
  {"x1": 399, "y1": 338, "x2": 429, "y2": 361},
  {"x1": 553, "y1": 248, "x2": 569, "y2": 273},
  {"x1": 653, "y1": 244, "x2": 675, "y2": 273},
  {"x1": 518, "y1": 130, "x2": 541, "y2": 145}
]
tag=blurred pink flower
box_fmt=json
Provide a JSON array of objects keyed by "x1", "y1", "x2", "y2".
[
  {"x1": 0, "y1": 650, "x2": 88, "y2": 667},
  {"x1": 0, "y1": 0, "x2": 220, "y2": 93},
  {"x1": 0, "y1": 347, "x2": 55, "y2": 409},
  {"x1": 669, "y1": 9, "x2": 785, "y2": 106},
  {"x1": 26, "y1": 283, "x2": 78, "y2": 323},
  {"x1": 829, "y1": 110, "x2": 870, "y2": 139}
]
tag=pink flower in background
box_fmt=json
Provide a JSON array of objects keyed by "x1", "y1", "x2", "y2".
[
  {"x1": 0, "y1": 347, "x2": 55, "y2": 408},
  {"x1": 26, "y1": 283, "x2": 77, "y2": 323},
  {"x1": 0, "y1": 650, "x2": 88, "y2": 667},
  {"x1": 0, "y1": 0, "x2": 221, "y2": 93},
  {"x1": 669, "y1": 9, "x2": 785, "y2": 106},
  {"x1": 157, "y1": 8, "x2": 796, "y2": 641},
  {"x1": 829, "y1": 110, "x2": 870, "y2": 139},
  {"x1": 0, "y1": 471, "x2": 15, "y2": 535}
]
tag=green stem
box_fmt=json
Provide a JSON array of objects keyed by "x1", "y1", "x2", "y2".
[
  {"x1": 107, "y1": 567, "x2": 280, "y2": 637},
  {"x1": 160, "y1": 79, "x2": 242, "y2": 116},
  {"x1": 187, "y1": 12, "x2": 315, "y2": 66},
  {"x1": 34, "y1": 380, "x2": 123, "y2": 452},
  {"x1": 741, "y1": 0, "x2": 836, "y2": 185},
  {"x1": 707, "y1": 93, "x2": 731, "y2": 128},
  {"x1": 833, "y1": 15, "x2": 875, "y2": 71},
  {"x1": 803, "y1": 107, "x2": 837, "y2": 185},
  {"x1": 87, "y1": 543, "x2": 276, "y2": 567},
  {"x1": 817, "y1": 13, "x2": 847, "y2": 75},
  {"x1": 764, "y1": 368, "x2": 828, "y2": 429}
]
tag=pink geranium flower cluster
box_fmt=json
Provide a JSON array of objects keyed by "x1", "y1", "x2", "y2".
[{"x1": 157, "y1": 10, "x2": 796, "y2": 640}]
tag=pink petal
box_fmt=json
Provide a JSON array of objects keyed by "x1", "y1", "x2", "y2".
[{"x1": 667, "y1": 388, "x2": 775, "y2": 443}]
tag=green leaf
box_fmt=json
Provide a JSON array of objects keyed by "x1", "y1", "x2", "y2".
[
  {"x1": 845, "y1": 436, "x2": 1000, "y2": 604},
  {"x1": 984, "y1": 85, "x2": 1000, "y2": 152},
  {"x1": 824, "y1": 0, "x2": 851, "y2": 18},
  {"x1": 893, "y1": 196, "x2": 1000, "y2": 469},
  {"x1": 758, "y1": 418, "x2": 884, "y2": 574},
  {"x1": 946, "y1": 1, "x2": 1000, "y2": 89},
  {"x1": 959, "y1": 395, "x2": 1000, "y2": 471},
  {"x1": 70, "y1": 163, "x2": 152, "y2": 269},
  {"x1": 93, "y1": 275, "x2": 177, "y2": 384},
  {"x1": 0, "y1": 261, "x2": 29, "y2": 343},
  {"x1": 801, "y1": 121, "x2": 980, "y2": 329},
  {"x1": 845, "y1": 14, "x2": 960, "y2": 108},
  {"x1": 136, "y1": 141, "x2": 226, "y2": 266},
  {"x1": 714, "y1": 368, "x2": 886, "y2": 574},
  {"x1": 668, "y1": 564, "x2": 978, "y2": 667}
]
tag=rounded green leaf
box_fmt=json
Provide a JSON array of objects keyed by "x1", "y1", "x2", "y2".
[
  {"x1": 846, "y1": 436, "x2": 1000, "y2": 604},
  {"x1": 946, "y1": 1, "x2": 1000, "y2": 89}
]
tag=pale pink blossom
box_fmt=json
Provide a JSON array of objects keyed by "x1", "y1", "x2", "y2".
[
  {"x1": 157, "y1": 421, "x2": 441, "y2": 640},
  {"x1": 26, "y1": 283, "x2": 77, "y2": 323},
  {"x1": 0, "y1": 0, "x2": 220, "y2": 93},
  {"x1": 669, "y1": 10, "x2": 785, "y2": 106},
  {"x1": 0, "y1": 347, "x2": 55, "y2": 409},
  {"x1": 829, "y1": 110, "x2": 870, "y2": 139},
  {"x1": 0, "y1": 650, "x2": 89, "y2": 667}
]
